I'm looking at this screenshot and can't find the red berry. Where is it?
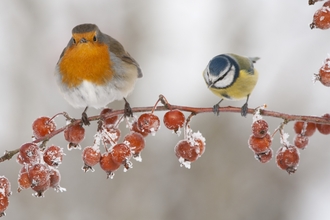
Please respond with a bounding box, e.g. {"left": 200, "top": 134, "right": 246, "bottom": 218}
{"left": 316, "top": 113, "right": 330, "bottom": 134}
{"left": 0, "top": 193, "right": 9, "bottom": 216}
{"left": 315, "top": 58, "right": 330, "bottom": 87}
{"left": 248, "top": 133, "right": 272, "bottom": 154}
{"left": 175, "top": 140, "right": 199, "bottom": 162}
{"left": 293, "top": 121, "right": 316, "bottom": 137}
{"left": 276, "top": 145, "right": 300, "bottom": 174}
{"left": 100, "top": 152, "right": 121, "bottom": 178}
{"left": 137, "top": 113, "right": 160, "bottom": 135}
{"left": 163, "top": 110, "right": 185, "bottom": 132}
{"left": 28, "top": 163, "right": 50, "bottom": 187}
{"left": 82, "top": 146, "right": 101, "bottom": 172}
{"left": 123, "top": 132, "right": 145, "bottom": 156}
{"left": 32, "top": 116, "right": 56, "bottom": 139}
{"left": 111, "top": 143, "right": 132, "bottom": 165}
{"left": 49, "top": 168, "right": 65, "bottom": 192}
{"left": 131, "top": 121, "right": 149, "bottom": 137}
{"left": 31, "top": 178, "right": 50, "bottom": 198}
{"left": 43, "top": 145, "right": 64, "bottom": 167}
{"left": 64, "top": 124, "right": 85, "bottom": 149}
{"left": 18, "top": 166, "right": 32, "bottom": 192}
{"left": 0, "top": 176, "right": 11, "bottom": 197}
{"left": 100, "top": 108, "right": 119, "bottom": 127}
{"left": 310, "top": 6, "right": 330, "bottom": 29}
{"left": 251, "top": 119, "right": 269, "bottom": 138}
{"left": 18, "top": 143, "right": 41, "bottom": 164}
{"left": 255, "top": 149, "right": 273, "bottom": 163}
{"left": 294, "top": 134, "right": 309, "bottom": 149}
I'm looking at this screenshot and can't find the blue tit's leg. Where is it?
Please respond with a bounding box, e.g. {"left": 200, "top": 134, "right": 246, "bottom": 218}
{"left": 241, "top": 95, "right": 250, "bottom": 117}
{"left": 81, "top": 106, "right": 90, "bottom": 126}
{"left": 124, "top": 98, "right": 133, "bottom": 117}
{"left": 213, "top": 99, "right": 224, "bottom": 116}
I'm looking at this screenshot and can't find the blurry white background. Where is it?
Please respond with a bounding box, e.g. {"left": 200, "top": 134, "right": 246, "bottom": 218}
{"left": 1, "top": 0, "right": 330, "bottom": 219}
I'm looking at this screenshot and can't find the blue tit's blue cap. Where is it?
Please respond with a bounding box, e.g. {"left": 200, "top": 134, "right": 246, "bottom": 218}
{"left": 208, "top": 55, "right": 231, "bottom": 76}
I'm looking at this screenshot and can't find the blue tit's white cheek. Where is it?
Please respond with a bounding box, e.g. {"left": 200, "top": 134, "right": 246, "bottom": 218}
{"left": 213, "top": 69, "right": 235, "bottom": 88}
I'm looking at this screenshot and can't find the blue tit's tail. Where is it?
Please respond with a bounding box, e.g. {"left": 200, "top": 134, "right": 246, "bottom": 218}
{"left": 249, "top": 57, "right": 260, "bottom": 63}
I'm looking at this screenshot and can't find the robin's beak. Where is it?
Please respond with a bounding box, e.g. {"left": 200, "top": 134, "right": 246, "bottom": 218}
{"left": 79, "top": 38, "right": 87, "bottom": 43}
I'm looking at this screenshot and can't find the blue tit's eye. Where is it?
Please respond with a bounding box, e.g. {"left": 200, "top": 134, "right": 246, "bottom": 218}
{"left": 93, "top": 36, "right": 97, "bottom": 42}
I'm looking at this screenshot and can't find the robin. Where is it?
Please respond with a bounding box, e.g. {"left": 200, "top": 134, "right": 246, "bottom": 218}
{"left": 55, "top": 23, "right": 143, "bottom": 125}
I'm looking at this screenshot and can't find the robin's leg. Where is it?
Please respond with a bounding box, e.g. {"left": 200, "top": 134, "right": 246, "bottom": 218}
{"left": 81, "top": 106, "right": 90, "bottom": 126}
{"left": 124, "top": 98, "right": 133, "bottom": 117}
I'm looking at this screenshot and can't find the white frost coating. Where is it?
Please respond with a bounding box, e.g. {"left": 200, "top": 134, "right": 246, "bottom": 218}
{"left": 280, "top": 133, "right": 290, "bottom": 145}
{"left": 133, "top": 153, "right": 142, "bottom": 162}
{"left": 320, "top": 16, "right": 325, "bottom": 21}
{"left": 178, "top": 157, "right": 191, "bottom": 169}
{"left": 93, "top": 132, "right": 102, "bottom": 147}
{"left": 123, "top": 161, "right": 133, "bottom": 172}
{"left": 150, "top": 127, "right": 157, "bottom": 136}
{"left": 174, "top": 128, "right": 182, "bottom": 137}
{"left": 0, "top": 188, "right": 5, "bottom": 196}
{"left": 252, "top": 104, "right": 267, "bottom": 123}
{"left": 54, "top": 186, "right": 67, "bottom": 193}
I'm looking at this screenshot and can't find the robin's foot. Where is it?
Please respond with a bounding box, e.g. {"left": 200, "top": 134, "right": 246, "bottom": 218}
{"left": 124, "top": 98, "right": 133, "bottom": 117}
{"left": 81, "top": 107, "right": 90, "bottom": 126}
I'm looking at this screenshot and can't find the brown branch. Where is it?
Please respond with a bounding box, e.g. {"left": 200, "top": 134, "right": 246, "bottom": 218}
{"left": 1, "top": 102, "right": 330, "bottom": 163}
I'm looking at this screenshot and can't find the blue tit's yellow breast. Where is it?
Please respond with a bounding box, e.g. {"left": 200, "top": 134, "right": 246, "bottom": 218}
{"left": 209, "top": 69, "right": 258, "bottom": 100}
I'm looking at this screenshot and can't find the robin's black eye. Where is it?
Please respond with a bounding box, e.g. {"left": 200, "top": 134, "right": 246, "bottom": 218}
{"left": 72, "top": 38, "right": 76, "bottom": 44}
{"left": 93, "top": 36, "right": 97, "bottom": 42}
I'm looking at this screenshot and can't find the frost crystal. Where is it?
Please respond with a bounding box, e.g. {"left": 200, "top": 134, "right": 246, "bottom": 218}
{"left": 280, "top": 132, "right": 290, "bottom": 146}
{"left": 133, "top": 154, "right": 142, "bottom": 162}
{"left": 178, "top": 157, "right": 191, "bottom": 169}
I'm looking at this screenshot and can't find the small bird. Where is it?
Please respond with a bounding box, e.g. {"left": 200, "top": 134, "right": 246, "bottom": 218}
{"left": 203, "top": 53, "right": 259, "bottom": 117}
{"left": 55, "top": 23, "right": 142, "bottom": 125}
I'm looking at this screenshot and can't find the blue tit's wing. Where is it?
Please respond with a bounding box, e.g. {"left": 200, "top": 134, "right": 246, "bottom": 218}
{"left": 228, "top": 54, "right": 259, "bottom": 75}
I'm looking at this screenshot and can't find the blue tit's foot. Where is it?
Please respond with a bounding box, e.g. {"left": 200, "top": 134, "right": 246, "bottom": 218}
{"left": 241, "top": 103, "right": 248, "bottom": 117}
{"left": 213, "top": 103, "right": 220, "bottom": 116}
{"left": 81, "top": 107, "right": 90, "bottom": 126}
{"left": 124, "top": 98, "right": 133, "bottom": 117}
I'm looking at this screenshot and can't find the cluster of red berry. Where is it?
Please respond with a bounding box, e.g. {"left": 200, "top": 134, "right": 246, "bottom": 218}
{"left": 248, "top": 111, "right": 330, "bottom": 174}
{"left": 0, "top": 176, "right": 11, "bottom": 217}
{"left": 16, "top": 116, "right": 66, "bottom": 197}
{"left": 310, "top": 0, "right": 330, "bottom": 29}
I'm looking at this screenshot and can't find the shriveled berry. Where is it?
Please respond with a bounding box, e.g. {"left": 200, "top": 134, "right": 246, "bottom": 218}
{"left": 137, "top": 113, "right": 160, "bottom": 135}
{"left": 82, "top": 146, "right": 101, "bottom": 172}
{"left": 64, "top": 124, "right": 85, "bottom": 149}
{"left": 43, "top": 145, "right": 64, "bottom": 167}
{"left": 255, "top": 149, "right": 273, "bottom": 163}
{"left": 311, "top": 6, "right": 330, "bottom": 29}
{"left": 131, "top": 121, "right": 149, "bottom": 137}
{"left": 294, "top": 134, "right": 309, "bottom": 149}
{"left": 316, "top": 113, "right": 330, "bottom": 134}
{"left": 28, "top": 163, "right": 50, "bottom": 187}
{"left": 248, "top": 133, "right": 272, "bottom": 154}
{"left": 163, "top": 110, "right": 185, "bottom": 132}
{"left": 100, "top": 108, "right": 119, "bottom": 127}
{"left": 111, "top": 143, "right": 132, "bottom": 165}
{"left": 276, "top": 145, "right": 300, "bottom": 174}
{"left": 251, "top": 119, "right": 269, "bottom": 138}
{"left": 0, "top": 193, "right": 9, "bottom": 216}
{"left": 293, "top": 121, "right": 316, "bottom": 137}
{"left": 18, "top": 166, "right": 32, "bottom": 192}
{"left": 124, "top": 132, "right": 145, "bottom": 156}
{"left": 100, "top": 152, "right": 121, "bottom": 178}
{"left": 19, "top": 143, "right": 41, "bottom": 164}
{"left": 0, "top": 176, "right": 11, "bottom": 197}
{"left": 32, "top": 116, "right": 56, "bottom": 139}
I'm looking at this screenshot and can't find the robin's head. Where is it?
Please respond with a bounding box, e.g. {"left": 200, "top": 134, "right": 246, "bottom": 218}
{"left": 69, "top": 23, "right": 106, "bottom": 46}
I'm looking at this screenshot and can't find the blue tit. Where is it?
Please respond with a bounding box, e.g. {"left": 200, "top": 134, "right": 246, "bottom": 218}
{"left": 203, "top": 53, "right": 259, "bottom": 117}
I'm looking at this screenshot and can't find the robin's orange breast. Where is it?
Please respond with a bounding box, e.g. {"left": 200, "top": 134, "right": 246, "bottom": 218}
{"left": 59, "top": 42, "right": 113, "bottom": 88}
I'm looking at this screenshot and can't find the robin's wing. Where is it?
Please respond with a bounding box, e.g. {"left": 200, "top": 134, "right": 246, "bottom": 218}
{"left": 106, "top": 35, "right": 143, "bottom": 78}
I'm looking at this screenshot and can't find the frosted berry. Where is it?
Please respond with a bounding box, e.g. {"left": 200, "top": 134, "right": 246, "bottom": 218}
{"left": 315, "top": 58, "right": 330, "bottom": 87}
{"left": 294, "top": 134, "right": 309, "bottom": 149}
{"left": 64, "top": 123, "right": 85, "bottom": 149}
{"left": 18, "top": 143, "right": 41, "bottom": 164}
{"left": 0, "top": 176, "right": 11, "bottom": 197}
{"left": 131, "top": 121, "right": 149, "bottom": 137}
{"left": 248, "top": 133, "right": 272, "bottom": 154}
{"left": 100, "top": 108, "right": 119, "bottom": 127}
{"left": 137, "top": 113, "right": 160, "bottom": 135}
{"left": 163, "top": 110, "right": 185, "bottom": 132}
{"left": 28, "top": 163, "right": 50, "bottom": 187}
{"left": 0, "top": 193, "right": 8, "bottom": 217}
{"left": 100, "top": 152, "right": 121, "bottom": 178}
{"left": 111, "top": 143, "right": 132, "bottom": 165}
{"left": 31, "top": 178, "right": 50, "bottom": 198}
{"left": 255, "top": 149, "right": 273, "bottom": 163}
{"left": 32, "top": 116, "right": 56, "bottom": 139}
{"left": 293, "top": 121, "right": 316, "bottom": 137}
{"left": 316, "top": 113, "right": 330, "bottom": 134}
{"left": 82, "top": 146, "right": 101, "bottom": 172}
{"left": 49, "top": 168, "right": 66, "bottom": 192}
{"left": 175, "top": 140, "right": 199, "bottom": 162}
{"left": 18, "top": 166, "right": 32, "bottom": 192}
{"left": 43, "top": 145, "right": 64, "bottom": 167}
{"left": 276, "top": 145, "right": 300, "bottom": 174}
{"left": 251, "top": 119, "right": 269, "bottom": 138}
{"left": 124, "top": 132, "right": 145, "bottom": 156}
{"left": 310, "top": 6, "right": 330, "bottom": 29}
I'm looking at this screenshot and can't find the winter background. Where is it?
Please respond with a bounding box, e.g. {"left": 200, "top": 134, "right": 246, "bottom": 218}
{"left": 1, "top": 0, "right": 330, "bottom": 219}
